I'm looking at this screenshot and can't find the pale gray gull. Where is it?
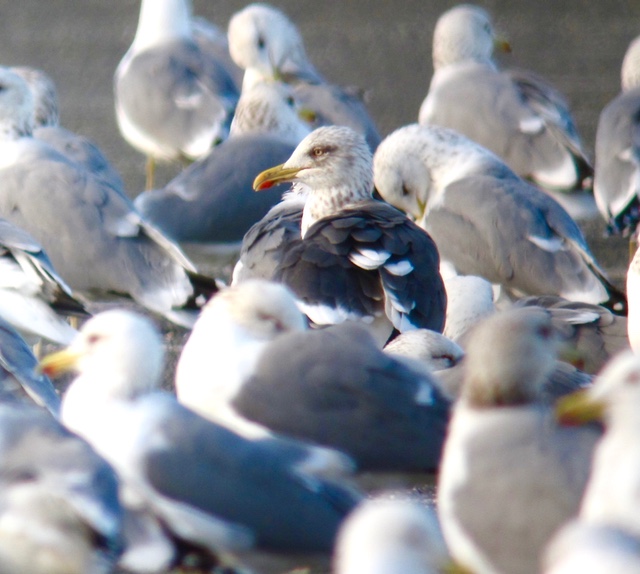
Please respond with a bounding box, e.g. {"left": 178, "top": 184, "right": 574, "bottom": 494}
{"left": 253, "top": 126, "right": 447, "bottom": 344}
{"left": 0, "top": 67, "right": 218, "bottom": 328}
{"left": 543, "top": 520, "right": 640, "bottom": 574}
{"left": 176, "top": 280, "right": 451, "bottom": 476}
{"left": 373, "top": 124, "right": 626, "bottom": 313}
{"left": 228, "top": 3, "right": 381, "bottom": 151}
{"left": 40, "top": 309, "right": 362, "bottom": 573}
{"left": 437, "top": 307, "right": 600, "bottom": 574}
{"left": 10, "top": 66, "right": 127, "bottom": 192}
{"left": 333, "top": 495, "right": 452, "bottom": 574}
{"left": 0, "top": 402, "right": 122, "bottom": 574}
{"left": 134, "top": 80, "right": 312, "bottom": 247}
{"left": 556, "top": 351, "right": 640, "bottom": 538}
{"left": 115, "top": 0, "right": 239, "bottom": 189}
{"left": 594, "top": 35, "right": 640, "bottom": 235}
{"left": 419, "top": 4, "right": 593, "bottom": 212}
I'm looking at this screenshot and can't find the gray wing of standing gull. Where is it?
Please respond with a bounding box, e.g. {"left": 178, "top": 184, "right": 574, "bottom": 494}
{"left": 135, "top": 135, "right": 295, "bottom": 244}
{"left": 115, "top": 39, "right": 238, "bottom": 160}
{"left": 594, "top": 87, "right": 640, "bottom": 234}
{"left": 0, "top": 141, "right": 216, "bottom": 327}
{"left": 232, "top": 323, "right": 451, "bottom": 472}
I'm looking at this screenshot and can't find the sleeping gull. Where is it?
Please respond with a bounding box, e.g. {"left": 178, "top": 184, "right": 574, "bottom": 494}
{"left": 419, "top": 4, "right": 593, "bottom": 209}
{"left": 333, "top": 495, "right": 451, "bottom": 574}
{"left": 134, "top": 80, "right": 312, "bottom": 248}
{"left": 228, "top": 2, "right": 381, "bottom": 151}
{"left": 176, "top": 280, "right": 451, "bottom": 477}
{"left": 115, "top": 0, "right": 239, "bottom": 189}
{"left": 0, "top": 67, "right": 218, "bottom": 328}
{"left": 253, "top": 125, "right": 447, "bottom": 344}
{"left": 594, "top": 35, "right": 640, "bottom": 236}
{"left": 373, "top": 124, "right": 626, "bottom": 312}
{"left": 0, "top": 402, "right": 122, "bottom": 574}
{"left": 40, "top": 309, "right": 362, "bottom": 573}
{"left": 437, "top": 307, "right": 600, "bottom": 574}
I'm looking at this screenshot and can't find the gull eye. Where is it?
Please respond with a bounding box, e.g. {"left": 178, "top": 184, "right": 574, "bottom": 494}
{"left": 401, "top": 184, "right": 411, "bottom": 197}
{"left": 86, "top": 333, "right": 102, "bottom": 345}
{"left": 536, "top": 325, "right": 553, "bottom": 340}
{"left": 257, "top": 35, "right": 266, "bottom": 50}
{"left": 312, "top": 146, "right": 325, "bottom": 157}
{"left": 286, "top": 96, "right": 295, "bottom": 107}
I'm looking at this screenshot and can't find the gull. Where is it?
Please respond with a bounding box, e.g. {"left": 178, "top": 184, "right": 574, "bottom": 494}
{"left": 134, "top": 80, "right": 312, "bottom": 248}
{"left": 594, "top": 35, "right": 640, "bottom": 236}
{"left": 40, "top": 309, "right": 362, "bottom": 573}
{"left": 373, "top": 123, "right": 626, "bottom": 313}
{"left": 543, "top": 520, "right": 640, "bottom": 574}
{"left": 0, "top": 67, "right": 218, "bottom": 329}
{"left": 115, "top": 0, "right": 239, "bottom": 189}
{"left": 11, "top": 66, "right": 126, "bottom": 191}
{"left": 253, "top": 125, "right": 447, "bottom": 344}
{"left": 0, "top": 216, "right": 87, "bottom": 346}
{"left": 0, "top": 402, "right": 122, "bottom": 574}
{"left": 228, "top": 2, "right": 381, "bottom": 151}
{"left": 176, "top": 280, "right": 451, "bottom": 477}
{"left": 556, "top": 351, "right": 640, "bottom": 537}
{"left": 437, "top": 307, "right": 600, "bottom": 574}
{"left": 419, "top": 4, "right": 593, "bottom": 210}
{"left": 333, "top": 495, "right": 452, "bottom": 574}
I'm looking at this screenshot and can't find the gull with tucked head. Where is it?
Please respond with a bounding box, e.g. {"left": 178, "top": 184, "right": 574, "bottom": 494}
{"left": 373, "top": 123, "right": 626, "bottom": 312}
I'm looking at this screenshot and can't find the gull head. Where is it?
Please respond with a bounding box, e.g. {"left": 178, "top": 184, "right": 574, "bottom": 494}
{"left": 39, "top": 310, "right": 164, "bottom": 400}
{"left": 254, "top": 126, "right": 374, "bottom": 234}
{"left": 228, "top": 3, "right": 312, "bottom": 87}
{"left": 462, "top": 307, "right": 562, "bottom": 407}
{"left": 432, "top": 4, "right": 509, "bottom": 69}
{"left": 0, "top": 67, "right": 35, "bottom": 139}
{"left": 10, "top": 66, "right": 59, "bottom": 128}
{"left": 201, "top": 279, "right": 307, "bottom": 341}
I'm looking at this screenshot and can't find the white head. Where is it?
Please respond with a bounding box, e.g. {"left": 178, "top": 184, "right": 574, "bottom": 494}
{"left": 132, "top": 0, "right": 192, "bottom": 52}
{"left": 621, "top": 35, "right": 640, "bottom": 92}
{"left": 40, "top": 310, "right": 164, "bottom": 401}
{"left": 228, "top": 3, "right": 315, "bottom": 88}
{"left": 432, "top": 4, "right": 501, "bottom": 69}
{"left": 229, "top": 81, "right": 312, "bottom": 143}
{"left": 334, "top": 496, "right": 450, "bottom": 574}
{"left": 200, "top": 279, "right": 307, "bottom": 340}
{"left": 0, "top": 67, "right": 35, "bottom": 139}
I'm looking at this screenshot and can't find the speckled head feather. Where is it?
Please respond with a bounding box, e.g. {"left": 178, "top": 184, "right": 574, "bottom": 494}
{"left": 229, "top": 81, "right": 311, "bottom": 143}
{"left": 0, "top": 67, "right": 35, "bottom": 139}
{"left": 10, "top": 67, "right": 59, "bottom": 128}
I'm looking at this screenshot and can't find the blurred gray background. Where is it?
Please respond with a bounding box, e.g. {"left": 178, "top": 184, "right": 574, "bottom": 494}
{"left": 0, "top": 0, "right": 638, "bottom": 281}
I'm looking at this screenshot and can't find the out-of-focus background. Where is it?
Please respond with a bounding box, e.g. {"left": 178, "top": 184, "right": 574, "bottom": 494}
{"left": 0, "top": 0, "right": 638, "bottom": 282}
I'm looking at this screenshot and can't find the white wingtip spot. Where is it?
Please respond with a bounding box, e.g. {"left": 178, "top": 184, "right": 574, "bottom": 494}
{"left": 384, "top": 259, "right": 414, "bottom": 276}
